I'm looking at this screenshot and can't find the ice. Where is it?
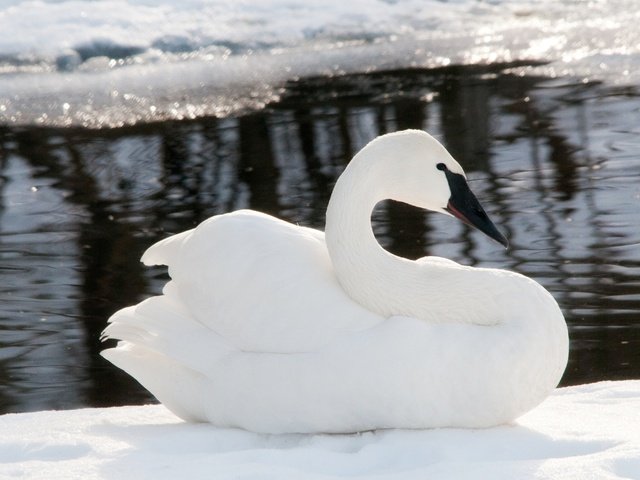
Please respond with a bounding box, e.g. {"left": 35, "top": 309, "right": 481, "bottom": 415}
{"left": 1, "top": 381, "right": 639, "bottom": 479}
{"left": 0, "top": 0, "right": 638, "bottom": 126}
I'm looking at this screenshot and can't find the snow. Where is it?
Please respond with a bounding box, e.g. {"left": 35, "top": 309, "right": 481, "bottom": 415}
{"left": 1, "top": 381, "right": 639, "bottom": 479}
{"left": 1, "top": 0, "right": 637, "bottom": 78}
{"left": 1, "top": 0, "right": 639, "bottom": 126}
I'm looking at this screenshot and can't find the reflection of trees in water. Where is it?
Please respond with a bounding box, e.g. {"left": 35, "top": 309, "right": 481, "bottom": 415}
{"left": 238, "top": 114, "right": 281, "bottom": 216}
{"left": 0, "top": 65, "right": 636, "bottom": 411}
{"left": 0, "top": 129, "right": 12, "bottom": 412}
{"left": 2, "top": 127, "right": 154, "bottom": 408}
{"left": 499, "top": 81, "right": 640, "bottom": 383}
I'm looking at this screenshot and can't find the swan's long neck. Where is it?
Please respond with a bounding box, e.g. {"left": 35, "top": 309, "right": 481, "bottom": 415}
{"left": 324, "top": 132, "right": 558, "bottom": 328}
{"left": 325, "top": 154, "right": 436, "bottom": 321}
{"left": 325, "top": 152, "right": 505, "bottom": 326}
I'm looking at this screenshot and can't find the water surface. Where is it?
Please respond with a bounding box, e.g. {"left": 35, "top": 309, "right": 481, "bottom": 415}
{"left": 1, "top": 64, "right": 639, "bottom": 413}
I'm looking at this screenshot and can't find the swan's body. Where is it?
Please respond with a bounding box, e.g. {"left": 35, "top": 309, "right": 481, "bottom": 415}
{"left": 103, "top": 130, "right": 568, "bottom": 433}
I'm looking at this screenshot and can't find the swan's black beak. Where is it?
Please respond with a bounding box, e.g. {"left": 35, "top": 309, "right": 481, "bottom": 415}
{"left": 442, "top": 168, "right": 509, "bottom": 248}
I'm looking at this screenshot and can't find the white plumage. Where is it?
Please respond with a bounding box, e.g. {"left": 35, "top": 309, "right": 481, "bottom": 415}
{"left": 102, "top": 130, "right": 568, "bottom": 433}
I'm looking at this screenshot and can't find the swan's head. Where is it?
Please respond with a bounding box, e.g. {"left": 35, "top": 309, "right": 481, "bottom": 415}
{"left": 366, "top": 130, "right": 508, "bottom": 248}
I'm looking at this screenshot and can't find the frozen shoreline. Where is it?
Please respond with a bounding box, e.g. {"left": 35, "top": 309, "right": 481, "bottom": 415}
{"left": 1, "top": 381, "right": 639, "bottom": 479}
{"left": 1, "top": 0, "right": 638, "bottom": 127}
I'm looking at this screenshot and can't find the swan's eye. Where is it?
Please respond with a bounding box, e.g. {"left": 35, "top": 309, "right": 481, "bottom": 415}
{"left": 436, "top": 163, "right": 447, "bottom": 171}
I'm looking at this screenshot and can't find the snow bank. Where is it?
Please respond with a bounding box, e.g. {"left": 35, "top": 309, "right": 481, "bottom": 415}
{"left": 1, "top": 381, "right": 639, "bottom": 479}
{"left": 2, "top": 0, "right": 638, "bottom": 79}
{"left": 1, "top": 0, "right": 638, "bottom": 127}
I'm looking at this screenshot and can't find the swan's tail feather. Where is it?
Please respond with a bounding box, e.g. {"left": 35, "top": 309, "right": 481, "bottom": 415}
{"left": 102, "top": 283, "right": 233, "bottom": 420}
{"left": 102, "top": 300, "right": 178, "bottom": 355}
{"left": 104, "top": 290, "right": 232, "bottom": 361}
{"left": 101, "top": 345, "right": 208, "bottom": 422}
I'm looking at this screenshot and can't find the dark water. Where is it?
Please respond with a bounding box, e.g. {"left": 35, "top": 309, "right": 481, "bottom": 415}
{"left": 1, "top": 63, "right": 639, "bottom": 414}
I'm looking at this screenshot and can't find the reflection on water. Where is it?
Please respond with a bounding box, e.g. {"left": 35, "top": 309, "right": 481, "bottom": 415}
{"left": 1, "top": 64, "right": 639, "bottom": 413}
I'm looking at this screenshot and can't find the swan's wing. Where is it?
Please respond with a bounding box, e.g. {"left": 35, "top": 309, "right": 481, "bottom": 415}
{"left": 102, "top": 210, "right": 380, "bottom": 417}
{"left": 135, "top": 210, "right": 380, "bottom": 353}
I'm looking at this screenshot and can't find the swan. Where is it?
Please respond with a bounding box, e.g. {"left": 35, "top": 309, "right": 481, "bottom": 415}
{"left": 102, "top": 129, "right": 569, "bottom": 434}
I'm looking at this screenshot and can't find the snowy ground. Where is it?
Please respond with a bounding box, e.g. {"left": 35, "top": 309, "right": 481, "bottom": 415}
{"left": 1, "top": 381, "right": 639, "bottom": 479}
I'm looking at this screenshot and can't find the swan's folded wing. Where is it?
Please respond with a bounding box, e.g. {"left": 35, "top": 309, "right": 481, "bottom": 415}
{"left": 135, "top": 210, "right": 381, "bottom": 353}
{"left": 141, "top": 228, "right": 193, "bottom": 267}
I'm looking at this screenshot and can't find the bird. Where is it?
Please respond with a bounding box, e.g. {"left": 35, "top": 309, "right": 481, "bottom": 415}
{"left": 102, "top": 129, "right": 569, "bottom": 434}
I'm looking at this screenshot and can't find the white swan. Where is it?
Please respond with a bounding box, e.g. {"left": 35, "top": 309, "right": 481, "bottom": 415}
{"left": 102, "top": 129, "right": 568, "bottom": 434}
